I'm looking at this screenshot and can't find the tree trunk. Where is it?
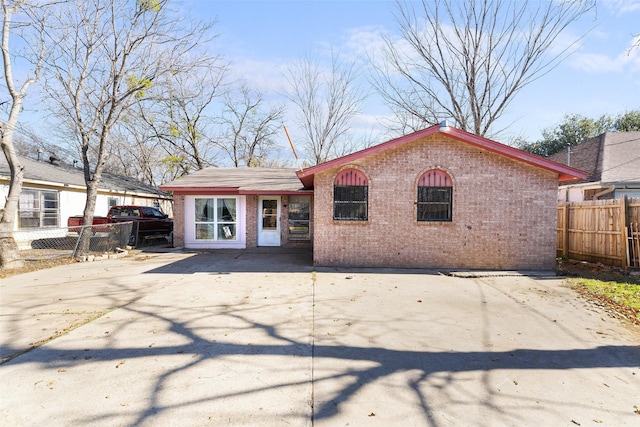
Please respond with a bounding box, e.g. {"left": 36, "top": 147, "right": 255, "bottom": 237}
{"left": 0, "top": 234, "right": 23, "bottom": 270}
{"left": 75, "top": 180, "right": 99, "bottom": 257}
{"left": 0, "top": 121, "right": 26, "bottom": 270}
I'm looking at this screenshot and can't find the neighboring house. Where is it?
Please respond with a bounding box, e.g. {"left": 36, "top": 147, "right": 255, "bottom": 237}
{"left": 161, "top": 124, "right": 586, "bottom": 270}
{"left": 0, "top": 154, "right": 172, "bottom": 246}
{"left": 548, "top": 132, "right": 640, "bottom": 202}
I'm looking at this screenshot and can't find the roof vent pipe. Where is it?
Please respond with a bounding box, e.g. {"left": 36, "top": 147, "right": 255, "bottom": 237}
{"left": 439, "top": 120, "right": 449, "bottom": 131}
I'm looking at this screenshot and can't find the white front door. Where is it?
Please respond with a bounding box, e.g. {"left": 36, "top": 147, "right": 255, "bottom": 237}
{"left": 257, "top": 196, "right": 281, "bottom": 246}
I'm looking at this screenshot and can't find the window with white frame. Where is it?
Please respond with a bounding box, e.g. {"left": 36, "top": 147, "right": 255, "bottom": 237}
{"left": 194, "top": 197, "right": 237, "bottom": 240}
{"left": 19, "top": 188, "right": 59, "bottom": 228}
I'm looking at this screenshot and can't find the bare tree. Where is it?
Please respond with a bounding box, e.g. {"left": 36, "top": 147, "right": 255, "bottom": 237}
{"left": 138, "top": 65, "right": 227, "bottom": 176}
{"left": 13, "top": 129, "right": 67, "bottom": 160}
{"left": 630, "top": 33, "right": 640, "bottom": 54}
{"left": 0, "top": 0, "right": 48, "bottom": 269}
{"left": 285, "top": 52, "right": 366, "bottom": 165}
{"left": 215, "top": 83, "right": 285, "bottom": 167}
{"left": 372, "top": 0, "right": 594, "bottom": 136}
{"left": 104, "top": 116, "right": 162, "bottom": 185}
{"left": 43, "top": 0, "right": 216, "bottom": 254}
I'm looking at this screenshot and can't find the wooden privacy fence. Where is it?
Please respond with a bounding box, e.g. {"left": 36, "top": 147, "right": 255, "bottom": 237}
{"left": 557, "top": 196, "right": 640, "bottom": 268}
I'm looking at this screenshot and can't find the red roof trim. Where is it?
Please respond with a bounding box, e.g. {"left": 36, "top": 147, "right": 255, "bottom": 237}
{"left": 296, "top": 125, "right": 588, "bottom": 187}
{"left": 442, "top": 127, "right": 588, "bottom": 183}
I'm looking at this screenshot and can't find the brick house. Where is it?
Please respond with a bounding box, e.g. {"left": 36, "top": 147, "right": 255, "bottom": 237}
{"left": 548, "top": 131, "right": 640, "bottom": 202}
{"left": 161, "top": 124, "right": 586, "bottom": 270}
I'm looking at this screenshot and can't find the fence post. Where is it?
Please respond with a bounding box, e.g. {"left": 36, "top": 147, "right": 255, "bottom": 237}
{"left": 562, "top": 202, "right": 569, "bottom": 259}
{"left": 620, "top": 195, "right": 628, "bottom": 269}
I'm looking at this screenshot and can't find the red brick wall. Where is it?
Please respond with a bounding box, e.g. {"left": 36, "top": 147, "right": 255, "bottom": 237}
{"left": 173, "top": 194, "right": 185, "bottom": 247}
{"left": 313, "top": 134, "right": 558, "bottom": 270}
{"left": 246, "top": 195, "right": 258, "bottom": 247}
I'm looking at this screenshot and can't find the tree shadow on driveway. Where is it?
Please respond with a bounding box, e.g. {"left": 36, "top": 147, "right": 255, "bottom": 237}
{"left": 2, "top": 251, "right": 639, "bottom": 426}
{"left": 1, "top": 293, "right": 639, "bottom": 426}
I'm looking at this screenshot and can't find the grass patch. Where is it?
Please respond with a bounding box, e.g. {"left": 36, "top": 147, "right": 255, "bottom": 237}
{"left": 568, "top": 277, "right": 640, "bottom": 325}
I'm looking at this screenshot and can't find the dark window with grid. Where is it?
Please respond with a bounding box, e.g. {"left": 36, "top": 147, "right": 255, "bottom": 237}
{"left": 417, "top": 169, "right": 452, "bottom": 222}
{"left": 333, "top": 168, "right": 369, "bottom": 221}
{"left": 417, "top": 187, "right": 452, "bottom": 221}
{"left": 334, "top": 186, "right": 368, "bottom": 220}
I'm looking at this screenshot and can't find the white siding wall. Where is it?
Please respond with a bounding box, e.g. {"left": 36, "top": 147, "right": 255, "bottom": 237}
{"left": 1, "top": 182, "right": 171, "bottom": 231}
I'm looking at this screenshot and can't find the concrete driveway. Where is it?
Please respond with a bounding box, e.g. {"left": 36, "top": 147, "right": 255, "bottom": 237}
{"left": 1, "top": 249, "right": 638, "bottom": 426}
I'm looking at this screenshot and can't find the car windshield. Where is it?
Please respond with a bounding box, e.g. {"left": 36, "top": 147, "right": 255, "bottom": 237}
{"left": 142, "top": 207, "right": 165, "bottom": 218}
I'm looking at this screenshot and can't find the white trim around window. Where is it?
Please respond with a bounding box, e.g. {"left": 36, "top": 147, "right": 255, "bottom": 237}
{"left": 19, "top": 188, "right": 60, "bottom": 228}
{"left": 184, "top": 195, "right": 246, "bottom": 249}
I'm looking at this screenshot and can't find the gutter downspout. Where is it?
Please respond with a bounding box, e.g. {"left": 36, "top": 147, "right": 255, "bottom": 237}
{"left": 591, "top": 184, "right": 615, "bottom": 200}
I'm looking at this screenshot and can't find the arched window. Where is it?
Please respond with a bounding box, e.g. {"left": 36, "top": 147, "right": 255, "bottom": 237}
{"left": 333, "top": 168, "right": 368, "bottom": 221}
{"left": 417, "top": 169, "right": 452, "bottom": 222}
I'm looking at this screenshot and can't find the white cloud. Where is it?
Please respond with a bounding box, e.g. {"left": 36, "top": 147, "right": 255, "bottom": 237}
{"left": 227, "top": 57, "right": 290, "bottom": 94}
{"left": 601, "top": 0, "right": 640, "bottom": 14}
{"left": 344, "top": 26, "right": 387, "bottom": 58}
{"left": 570, "top": 34, "right": 640, "bottom": 72}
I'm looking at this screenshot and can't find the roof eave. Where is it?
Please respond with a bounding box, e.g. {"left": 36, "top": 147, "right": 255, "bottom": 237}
{"left": 239, "top": 189, "right": 314, "bottom": 195}
{"left": 2, "top": 176, "right": 171, "bottom": 197}
{"left": 443, "top": 127, "right": 588, "bottom": 181}
{"left": 159, "top": 186, "right": 313, "bottom": 196}
{"left": 160, "top": 186, "right": 240, "bottom": 194}
{"left": 295, "top": 125, "right": 589, "bottom": 186}
{"left": 296, "top": 126, "right": 441, "bottom": 188}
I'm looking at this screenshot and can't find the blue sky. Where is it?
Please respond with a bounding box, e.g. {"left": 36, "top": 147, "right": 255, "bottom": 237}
{"left": 178, "top": 0, "right": 640, "bottom": 144}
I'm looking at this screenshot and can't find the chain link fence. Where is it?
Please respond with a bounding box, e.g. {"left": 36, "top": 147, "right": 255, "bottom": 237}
{"left": 14, "top": 222, "right": 135, "bottom": 261}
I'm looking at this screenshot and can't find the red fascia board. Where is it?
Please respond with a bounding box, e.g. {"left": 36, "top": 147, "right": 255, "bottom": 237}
{"left": 442, "top": 127, "right": 588, "bottom": 182}
{"left": 296, "top": 126, "right": 441, "bottom": 188}
{"left": 296, "top": 125, "right": 588, "bottom": 187}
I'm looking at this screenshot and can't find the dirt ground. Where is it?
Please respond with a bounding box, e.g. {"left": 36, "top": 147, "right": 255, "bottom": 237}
{"left": 556, "top": 258, "right": 640, "bottom": 280}
{"left": 0, "top": 252, "right": 77, "bottom": 279}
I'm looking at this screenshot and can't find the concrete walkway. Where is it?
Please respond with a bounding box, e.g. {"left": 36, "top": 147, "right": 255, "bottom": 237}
{"left": 1, "top": 249, "right": 639, "bottom": 426}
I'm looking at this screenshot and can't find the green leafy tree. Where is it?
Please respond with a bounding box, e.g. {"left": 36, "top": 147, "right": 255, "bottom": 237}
{"left": 519, "top": 110, "right": 640, "bottom": 157}
{"left": 614, "top": 110, "right": 640, "bottom": 132}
